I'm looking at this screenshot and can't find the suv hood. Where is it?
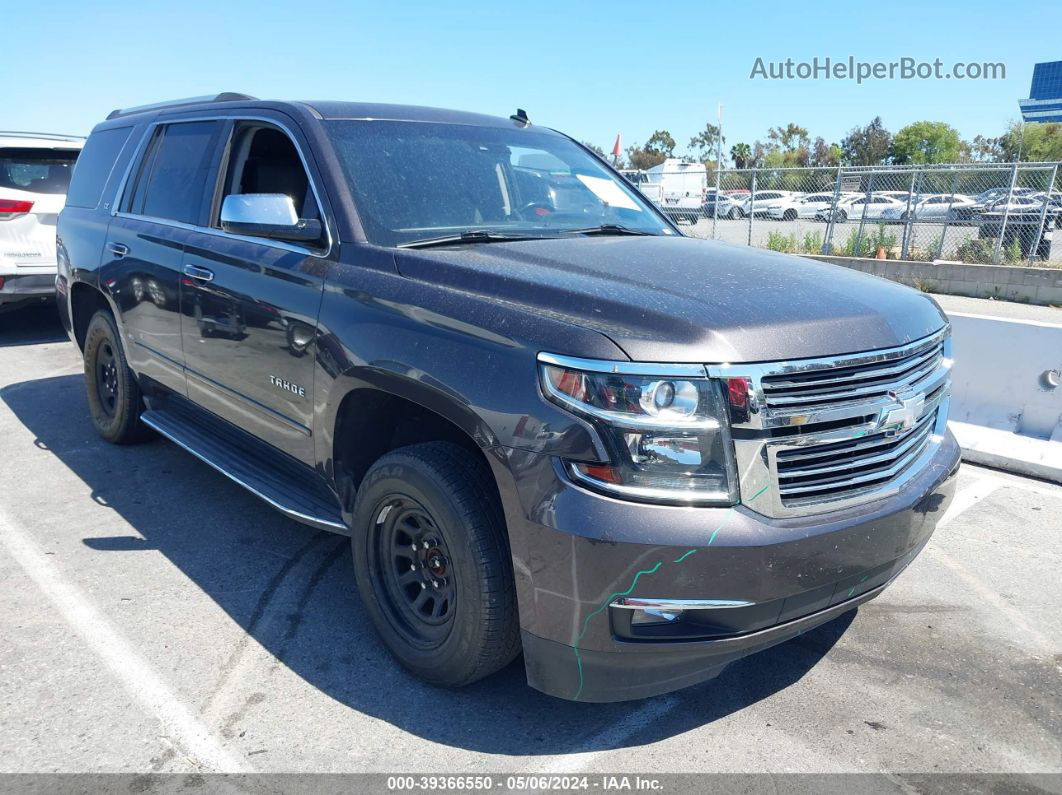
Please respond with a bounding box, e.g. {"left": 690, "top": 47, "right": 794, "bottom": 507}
{"left": 394, "top": 235, "right": 947, "bottom": 363}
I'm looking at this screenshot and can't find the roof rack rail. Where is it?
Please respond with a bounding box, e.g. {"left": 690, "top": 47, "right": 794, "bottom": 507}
{"left": 0, "top": 131, "right": 86, "bottom": 141}
{"left": 106, "top": 92, "right": 259, "bottom": 120}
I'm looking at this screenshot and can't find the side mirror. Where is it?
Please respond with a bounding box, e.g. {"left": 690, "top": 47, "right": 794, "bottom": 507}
{"left": 220, "top": 194, "right": 322, "bottom": 244}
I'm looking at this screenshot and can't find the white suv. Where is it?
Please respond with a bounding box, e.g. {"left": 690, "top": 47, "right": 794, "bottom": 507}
{"left": 1, "top": 132, "right": 84, "bottom": 311}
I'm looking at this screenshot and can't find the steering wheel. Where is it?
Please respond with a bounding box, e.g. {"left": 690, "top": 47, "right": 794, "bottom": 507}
{"left": 518, "top": 201, "right": 554, "bottom": 220}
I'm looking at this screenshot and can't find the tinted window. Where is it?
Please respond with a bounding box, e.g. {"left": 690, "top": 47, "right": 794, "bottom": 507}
{"left": 65, "top": 127, "right": 131, "bottom": 208}
{"left": 126, "top": 121, "right": 220, "bottom": 224}
{"left": 0, "top": 147, "right": 79, "bottom": 195}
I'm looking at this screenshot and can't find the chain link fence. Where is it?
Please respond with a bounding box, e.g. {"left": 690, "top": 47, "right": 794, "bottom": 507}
{"left": 634, "top": 162, "right": 1062, "bottom": 265}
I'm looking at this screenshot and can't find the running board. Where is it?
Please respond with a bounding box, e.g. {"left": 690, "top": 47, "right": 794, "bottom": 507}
{"left": 140, "top": 407, "right": 348, "bottom": 534}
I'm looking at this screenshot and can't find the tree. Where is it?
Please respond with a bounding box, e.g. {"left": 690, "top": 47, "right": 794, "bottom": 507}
{"left": 998, "top": 121, "right": 1062, "bottom": 162}
{"left": 810, "top": 137, "right": 842, "bottom": 167}
{"left": 890, "top": 121, "right": 963, "bottom": 164}
{"left": 689, "top": 122, "right": 724, "bottom": 164}
{"left": 749, "top": 123, "right": 812, "bottom": 168}
{"left": 646, "top": 130, "right": 676, "bottom": 158}
{"left": 767, "top": 123, "right": 810, "bottom": 154}
{"left": 968, "top": 134, "right": 1004, "bottom": 162}
{"left": 581, "top": 141, "right": 606, "bottom": 157}
{"left": 625, "top": 130, "right": 677, "bottom": 170}
{"left": 841, "top": 117, "right": 892, "bottom": 165}
{"left": 730, "top": 142, "right": 752, "bottom": 169}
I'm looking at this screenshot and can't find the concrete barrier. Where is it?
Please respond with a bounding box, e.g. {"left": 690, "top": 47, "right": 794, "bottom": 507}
{"left": 947, "top": 311, "right": 1062, "bottom": 483}
{"left": 805, "top": 255, "right": 1062, "bottom": 307}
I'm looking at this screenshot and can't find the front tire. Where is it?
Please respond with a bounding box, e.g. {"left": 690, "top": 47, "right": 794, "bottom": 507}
{"left": 83, "top": 310, "right": 150, "bottom": 445}
{"left": 351, "top": 442, "right": 520, "bottom": 687}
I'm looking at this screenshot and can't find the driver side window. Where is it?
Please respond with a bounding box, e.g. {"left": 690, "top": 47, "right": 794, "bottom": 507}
{"left": 215, "top": 122, "right": 321, "bottom": 232}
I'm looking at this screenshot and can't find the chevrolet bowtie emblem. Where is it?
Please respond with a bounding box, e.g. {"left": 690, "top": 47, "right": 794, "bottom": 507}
{"left": 878, "top": 391, "right": 925, "bottom": 435}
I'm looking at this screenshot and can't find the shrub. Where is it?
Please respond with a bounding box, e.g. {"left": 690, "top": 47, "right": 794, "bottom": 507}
{"left": 802, "top": 230, "right": 823, "bottom": 254}
{"left": 841, "top": 229, "right": 876, "bottom": 258}
{"left": 870, "top": 224, "right": 897, "bottom": 255}
{"left": 767, "top": 231, "right": 799, "bottom": 253}
{"left": 955, "top": 238, "right": 995, "bottom": 264}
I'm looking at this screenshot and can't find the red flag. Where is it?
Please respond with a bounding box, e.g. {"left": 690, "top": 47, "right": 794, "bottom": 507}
{"left": 611, "top": 133, "right": 621, "bottom": 158}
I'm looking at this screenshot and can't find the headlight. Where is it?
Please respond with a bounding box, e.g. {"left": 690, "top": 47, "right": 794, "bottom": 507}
{"left": 539, "top": 355, "right": 737, "bottom": 505}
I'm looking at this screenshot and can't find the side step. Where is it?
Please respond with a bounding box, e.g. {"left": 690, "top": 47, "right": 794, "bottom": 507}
{"left": 141, "top": 406, "right": 348, "bottom": 534}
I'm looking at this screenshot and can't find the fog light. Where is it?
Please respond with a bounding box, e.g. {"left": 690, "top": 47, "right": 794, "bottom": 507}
{"left": 631, "top": 608, "right": 684, "bottom": 625}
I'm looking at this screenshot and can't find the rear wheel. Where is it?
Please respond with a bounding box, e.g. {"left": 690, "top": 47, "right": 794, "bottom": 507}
{"left": 351, "top": 442, "right": 519, "bottom": 687}
{"left": 783, "top": 209, "right": 797, "bottom": 221}
{"left": 729, "top": 207, "right": 742, "bottom": 220}
{"left": 83, "top": 310, "right": 150, "bottom": 444}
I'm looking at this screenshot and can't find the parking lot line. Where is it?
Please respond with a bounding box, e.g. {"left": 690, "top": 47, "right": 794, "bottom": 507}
{"left": 928, "top": 474, "right": 1057, "bottom": 657}
{"left": 936, "top": 476, "right": 1003, "bottom": 528}
{"left": 531, "top": 695, "right": 680, "bottom": 776}
{"left": 0, "top": 503, "right": 253, "bottom": 773}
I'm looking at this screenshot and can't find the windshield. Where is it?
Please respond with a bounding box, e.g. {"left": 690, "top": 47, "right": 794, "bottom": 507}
{"left": 325, "top": 121, "right": 671, "bottom": 246}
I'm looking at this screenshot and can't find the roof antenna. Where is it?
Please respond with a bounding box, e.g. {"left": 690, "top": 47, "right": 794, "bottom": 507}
{"left": 510, "top": 108, "right": 530, "bottom": 126}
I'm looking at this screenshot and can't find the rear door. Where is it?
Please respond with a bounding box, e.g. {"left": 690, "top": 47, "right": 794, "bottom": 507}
{"left": 179, "top": 116, "right": 334, "bottom": 464}
{"left": 104, "top": 120, "right": 223, "bottom": 394}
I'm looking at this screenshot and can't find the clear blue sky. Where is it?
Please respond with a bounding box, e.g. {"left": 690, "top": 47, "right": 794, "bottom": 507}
{"left": 4, "top": 0, "right": 1059, "bottom": 155}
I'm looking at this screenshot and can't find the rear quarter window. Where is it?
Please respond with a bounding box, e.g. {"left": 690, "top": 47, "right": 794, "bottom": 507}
{"left": 65, "top": 127, "right": 133, "bottom": 209}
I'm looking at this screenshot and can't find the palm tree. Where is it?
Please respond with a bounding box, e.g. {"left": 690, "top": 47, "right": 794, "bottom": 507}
{"left": 730, "top": 142, "right": 752, "bottom": 170}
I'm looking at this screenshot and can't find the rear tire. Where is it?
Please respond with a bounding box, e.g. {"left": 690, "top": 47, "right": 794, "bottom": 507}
{"left": 783, "top": 209, "right": 797, "bottom": 221}
{"left": 83, "top": 310, "right": 150, "bottom": 444}
{"left": 351, "top": 442, "right": 520, "bottom": 687}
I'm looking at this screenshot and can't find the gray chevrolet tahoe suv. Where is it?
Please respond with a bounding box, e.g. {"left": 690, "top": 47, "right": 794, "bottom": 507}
{"left": 56, "top": 93, "right": 960, "bottom": 702}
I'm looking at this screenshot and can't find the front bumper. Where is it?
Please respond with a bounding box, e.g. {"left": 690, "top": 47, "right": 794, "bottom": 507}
{"left": 496, "top": 430, "right": 960, "bottom": 702}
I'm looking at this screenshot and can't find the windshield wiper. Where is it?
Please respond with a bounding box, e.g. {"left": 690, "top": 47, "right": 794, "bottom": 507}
{"left": 560, "top": 224, "right": 655, "bottom": 237}
{"left": 398, "top": 230, "right": 551, "bottom": 249}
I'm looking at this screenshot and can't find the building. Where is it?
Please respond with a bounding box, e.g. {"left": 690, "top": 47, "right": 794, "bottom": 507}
{"left": 1019, "top": 61, "right": 1062, "bottom": 123}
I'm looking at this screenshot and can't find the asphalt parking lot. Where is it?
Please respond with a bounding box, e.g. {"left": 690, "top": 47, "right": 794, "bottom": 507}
{"left": 0, "top": 305, "right": 1060, "bottom": 781}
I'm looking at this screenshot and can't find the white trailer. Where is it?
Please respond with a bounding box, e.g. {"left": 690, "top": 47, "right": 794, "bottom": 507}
{"left": 645, "top": 159, "right": 707, "bottom": 224}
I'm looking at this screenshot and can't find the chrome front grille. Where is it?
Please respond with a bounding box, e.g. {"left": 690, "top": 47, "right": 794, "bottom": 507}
{"left": 775, "top": 406, "right": 937, "bottom": 507}
{"left": 759, "top": 335, "right": 944, "bottom": 412}
{"left": 708, "top": 328, "right": 952, "bottom": 518}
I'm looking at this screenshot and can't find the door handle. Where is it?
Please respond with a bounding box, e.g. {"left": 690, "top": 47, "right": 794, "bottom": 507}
{"left": 107, "top": 242, "right": 129, "bottom": 258}
{"left": 183, "top": 264, "right": 214, "bottom": 282}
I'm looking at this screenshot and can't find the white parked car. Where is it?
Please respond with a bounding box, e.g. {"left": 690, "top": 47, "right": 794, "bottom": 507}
{"left": 1, "top": 132, "right": 84, "bottom": 311}
{"left": 766, "top": 192, "right": 841, "bottom": 221}
{"left": 881, "top": 194, "right": 978, "bottom": 222}
{"left": 875, "top": 191, "right": 912, "bottom": 202}
{"left": 737, "top": 190, "right": 798, "bottom": 219}
{"left": 817, "top": 194, "right": 906, "bottom": 222}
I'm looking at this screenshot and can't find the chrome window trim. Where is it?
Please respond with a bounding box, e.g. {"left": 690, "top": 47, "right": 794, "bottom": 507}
{"left": 109, "top": 114, "right": 334, "bottom": 259}
{"left": 537, "top": 351, "right": 706, "bottom": 378}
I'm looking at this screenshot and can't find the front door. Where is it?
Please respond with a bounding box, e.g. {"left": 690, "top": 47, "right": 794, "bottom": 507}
{"left": 179, "top": 119, "right": 332, "bottom": 464}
